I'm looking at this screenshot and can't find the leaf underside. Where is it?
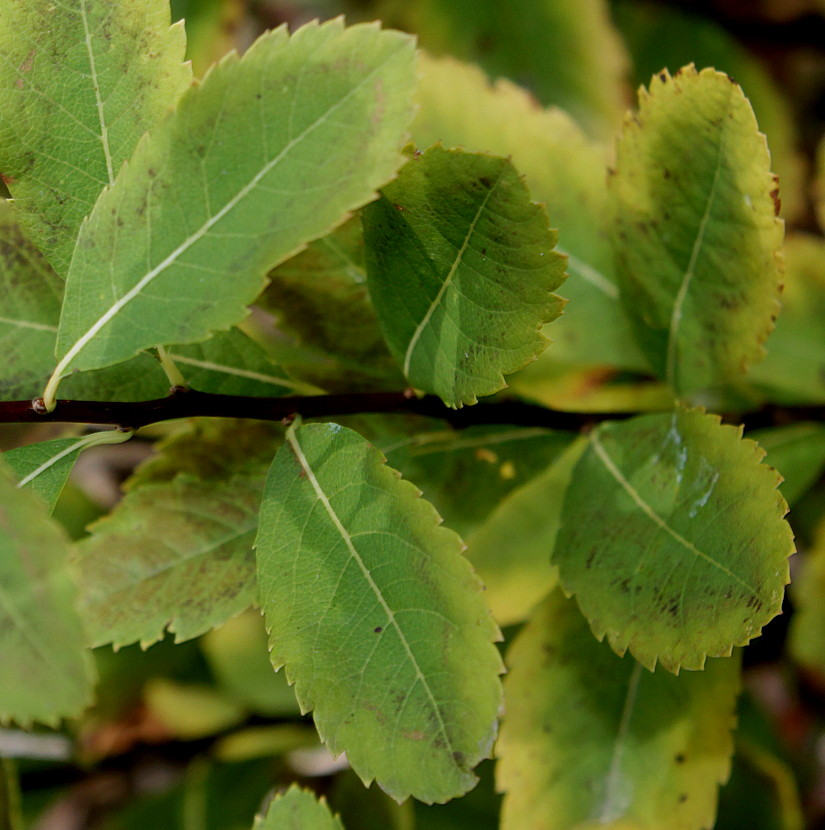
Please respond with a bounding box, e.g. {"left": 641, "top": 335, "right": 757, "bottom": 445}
{"left": 256, "top": 423, "right": 503, "bottom": 804}
{"left": 554, "top": 409, "right": 793, "bottom": 672}
{"left": 0, "top": 461, "right": 94, "bottom": 725}
{"left": 364, "top": 145, "right": 566, "bottom": 407}
{"left": 4, "top": 436, "right": 88, "bottom": 514}
{"left": 54, "top": 18, "right": 416, "bottom": 380}
{"left": 0, "top": 0, "right": 191, "bottom": 277}
{"left": 610, "top": 65, "right": 784, "bottom": 396}
{"left": 73, "top": 421, "right": 282, "bottom": 648}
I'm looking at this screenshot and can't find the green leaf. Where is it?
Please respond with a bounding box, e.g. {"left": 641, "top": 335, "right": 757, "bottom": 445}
{"left": 254, "top": 786, "right": 344, "bottom": 830}
{"left": 0, "top": 0, "right": 191, "bottom": 277}
{"left": 789, "top": 520, "right": 825, "bottom": 679}
{"left": 464, "top": 437, "right": 586, "bottom": 626}
{"left": 748, "top": 234, "right": 825, "bottom": 404}
{"left": 201, "top": 610, "right": 300, "bottom": 717}
{"left": 0, "top": 200, "right": 64, "bottom": 399}
{"left": 380, "top": 0, "right": 628, "bottom": 139}
{"left": 49, "top": 19, "right": 416, "bottom": 402}
{"left": 3, "top": 429, "right": 132, "bottom": 514}
{"left": 610, "top": 65, "right": 784, "bottom": 396}
{"left": 554, "top": 409, "right": 793, "bottom": 672}
{"left": 0, "top": 200, "right": 177, "bottom": 401}
{"left": 166, "top": 327, "right": 302, "bottom": 397}
{"left": 260, "top": 216, "right": 403, "bottom": 392}
{"left": 73, "top": 420, "right": 281, "bottom": 647}
{"left": 412, "top": 55, "right": 646, "bottom": 372}
{"left": 0, "top": 460, "right": 95, "bottom": 725}
{"left": 378, "top": 422, "right": 575, "bottom": 537}
{"left": 256, "top": 422, "right": 503, "bottom": 803}
{"left": 497, "top": 591, "right": 740, "bottom": 830}
{"left": 363, "top": 145, "right": 566, "bottom": 407}
{"left": 749, "top": 422, "right": 825, "bottom": 507}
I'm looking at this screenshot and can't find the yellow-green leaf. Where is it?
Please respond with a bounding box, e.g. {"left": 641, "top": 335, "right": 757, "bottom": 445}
{"left": 554, "top": 409, "right": 793, "bottom": 672}
{"left": 789, "top": 520, "right": 825, "bottom": 680}
{"left": 464, "top": 437, "right": 586, "bottom": 626}
{"left": 748, "top": 234, "right": 825, "bottom": 404}
{"left": 380, "top": 0, "right": 628, "bottom": 139}
{"left": 497, "top": 591, "right": 740, "bottom": 830}
{"left": 610, "top": 66, "right": 784, "bottom": 396}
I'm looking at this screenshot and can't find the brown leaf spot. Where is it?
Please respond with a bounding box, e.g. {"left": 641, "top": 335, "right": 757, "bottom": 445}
{"left": 770, "top": 187, "right": 781, "bottom": 217}
{"left": 18, "top": 49, "right": 36, "bottom": 74}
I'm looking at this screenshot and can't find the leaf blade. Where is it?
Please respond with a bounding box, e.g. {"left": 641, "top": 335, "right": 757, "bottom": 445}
{"left": 3, "top": 430, "right": 131, "bottom": 514}
{"left": 497, "top": 591, "right": 740, "bottom": 830}
{"left": 254, "top": 785, "right": 344, "bottom": 830}
{"left": 0, "top": 461, "right": 95, "bottom": 725}
{"left": 50, "top": 19, "right": 416, "bottom": 398}
{"left": 73, "top": 420, "right": 281, "bottom": 647}
{"left": 412, "top": 55, "right": 646, "bottom": 373}
{"left": 364, "top": 146, "right": 566, "bottom": 407}
{"left": 256, "top": 422, "right": 503, "bottom": 803}
{"left": 610, "top": 66, "right": 784, "bottom": 395}
{"left": 0, "top": 0, "right": 191, "bottom": 276}
{"left": 553, "top": 409, "right": 794, "bottom": 672}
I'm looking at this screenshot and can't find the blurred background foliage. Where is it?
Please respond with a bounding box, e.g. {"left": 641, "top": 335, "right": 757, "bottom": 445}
{"left": 5, "top": 1, "right": 825, "bottom": 828}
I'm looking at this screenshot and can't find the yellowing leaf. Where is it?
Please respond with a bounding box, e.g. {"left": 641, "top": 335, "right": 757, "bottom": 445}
{"left": 256, "top": 423, "right": 503, "bottom": 803}
{"left": 610, "top": 66, "right": 784, "bottom": 396}
{"left": 789, "top": 520, "right": 825, "bottom": 680}
{"left": 497, "top": 591, "right": 740, "bottom": 830}
{"left": 0, "top": 0, "right": 191, "bottom": 276}
{"left": 383, "top": 0, "right": 628, "bottom": 139}
{"left": 465, "top": 437, "right": 586, "bottom": 626}
{"left": 554, "top": 409, "right": 793, "bottom": 672}
{"left": 364, "top": 146, "right": 566, "bottom": 407}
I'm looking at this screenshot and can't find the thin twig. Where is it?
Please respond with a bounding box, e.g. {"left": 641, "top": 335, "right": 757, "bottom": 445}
{"left": 0, "top": 389, "right": 821, "bottom": 433}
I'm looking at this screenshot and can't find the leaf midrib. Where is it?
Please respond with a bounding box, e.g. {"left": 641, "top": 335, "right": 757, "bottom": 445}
{"left": 597, "top": 661, "right": 643, "bottom": 823}
{"left": 664, "top": 101, "right": 729, "bottom": 389}
{"left": 402, "top": 170, "right": 503, "bottom": 378}
{"left": 79, "top": 0, "right": 115, "bottom": 185}
{"left": 590, "top": 430, "right": 758, "bottom": 597}
{"left": 286, "top": 426, "right": 458, "bottom": 763}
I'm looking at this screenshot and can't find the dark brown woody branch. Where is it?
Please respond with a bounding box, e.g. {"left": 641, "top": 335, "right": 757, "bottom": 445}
{"left": 0, "top": 388, "right": 821, "bottom": 433}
